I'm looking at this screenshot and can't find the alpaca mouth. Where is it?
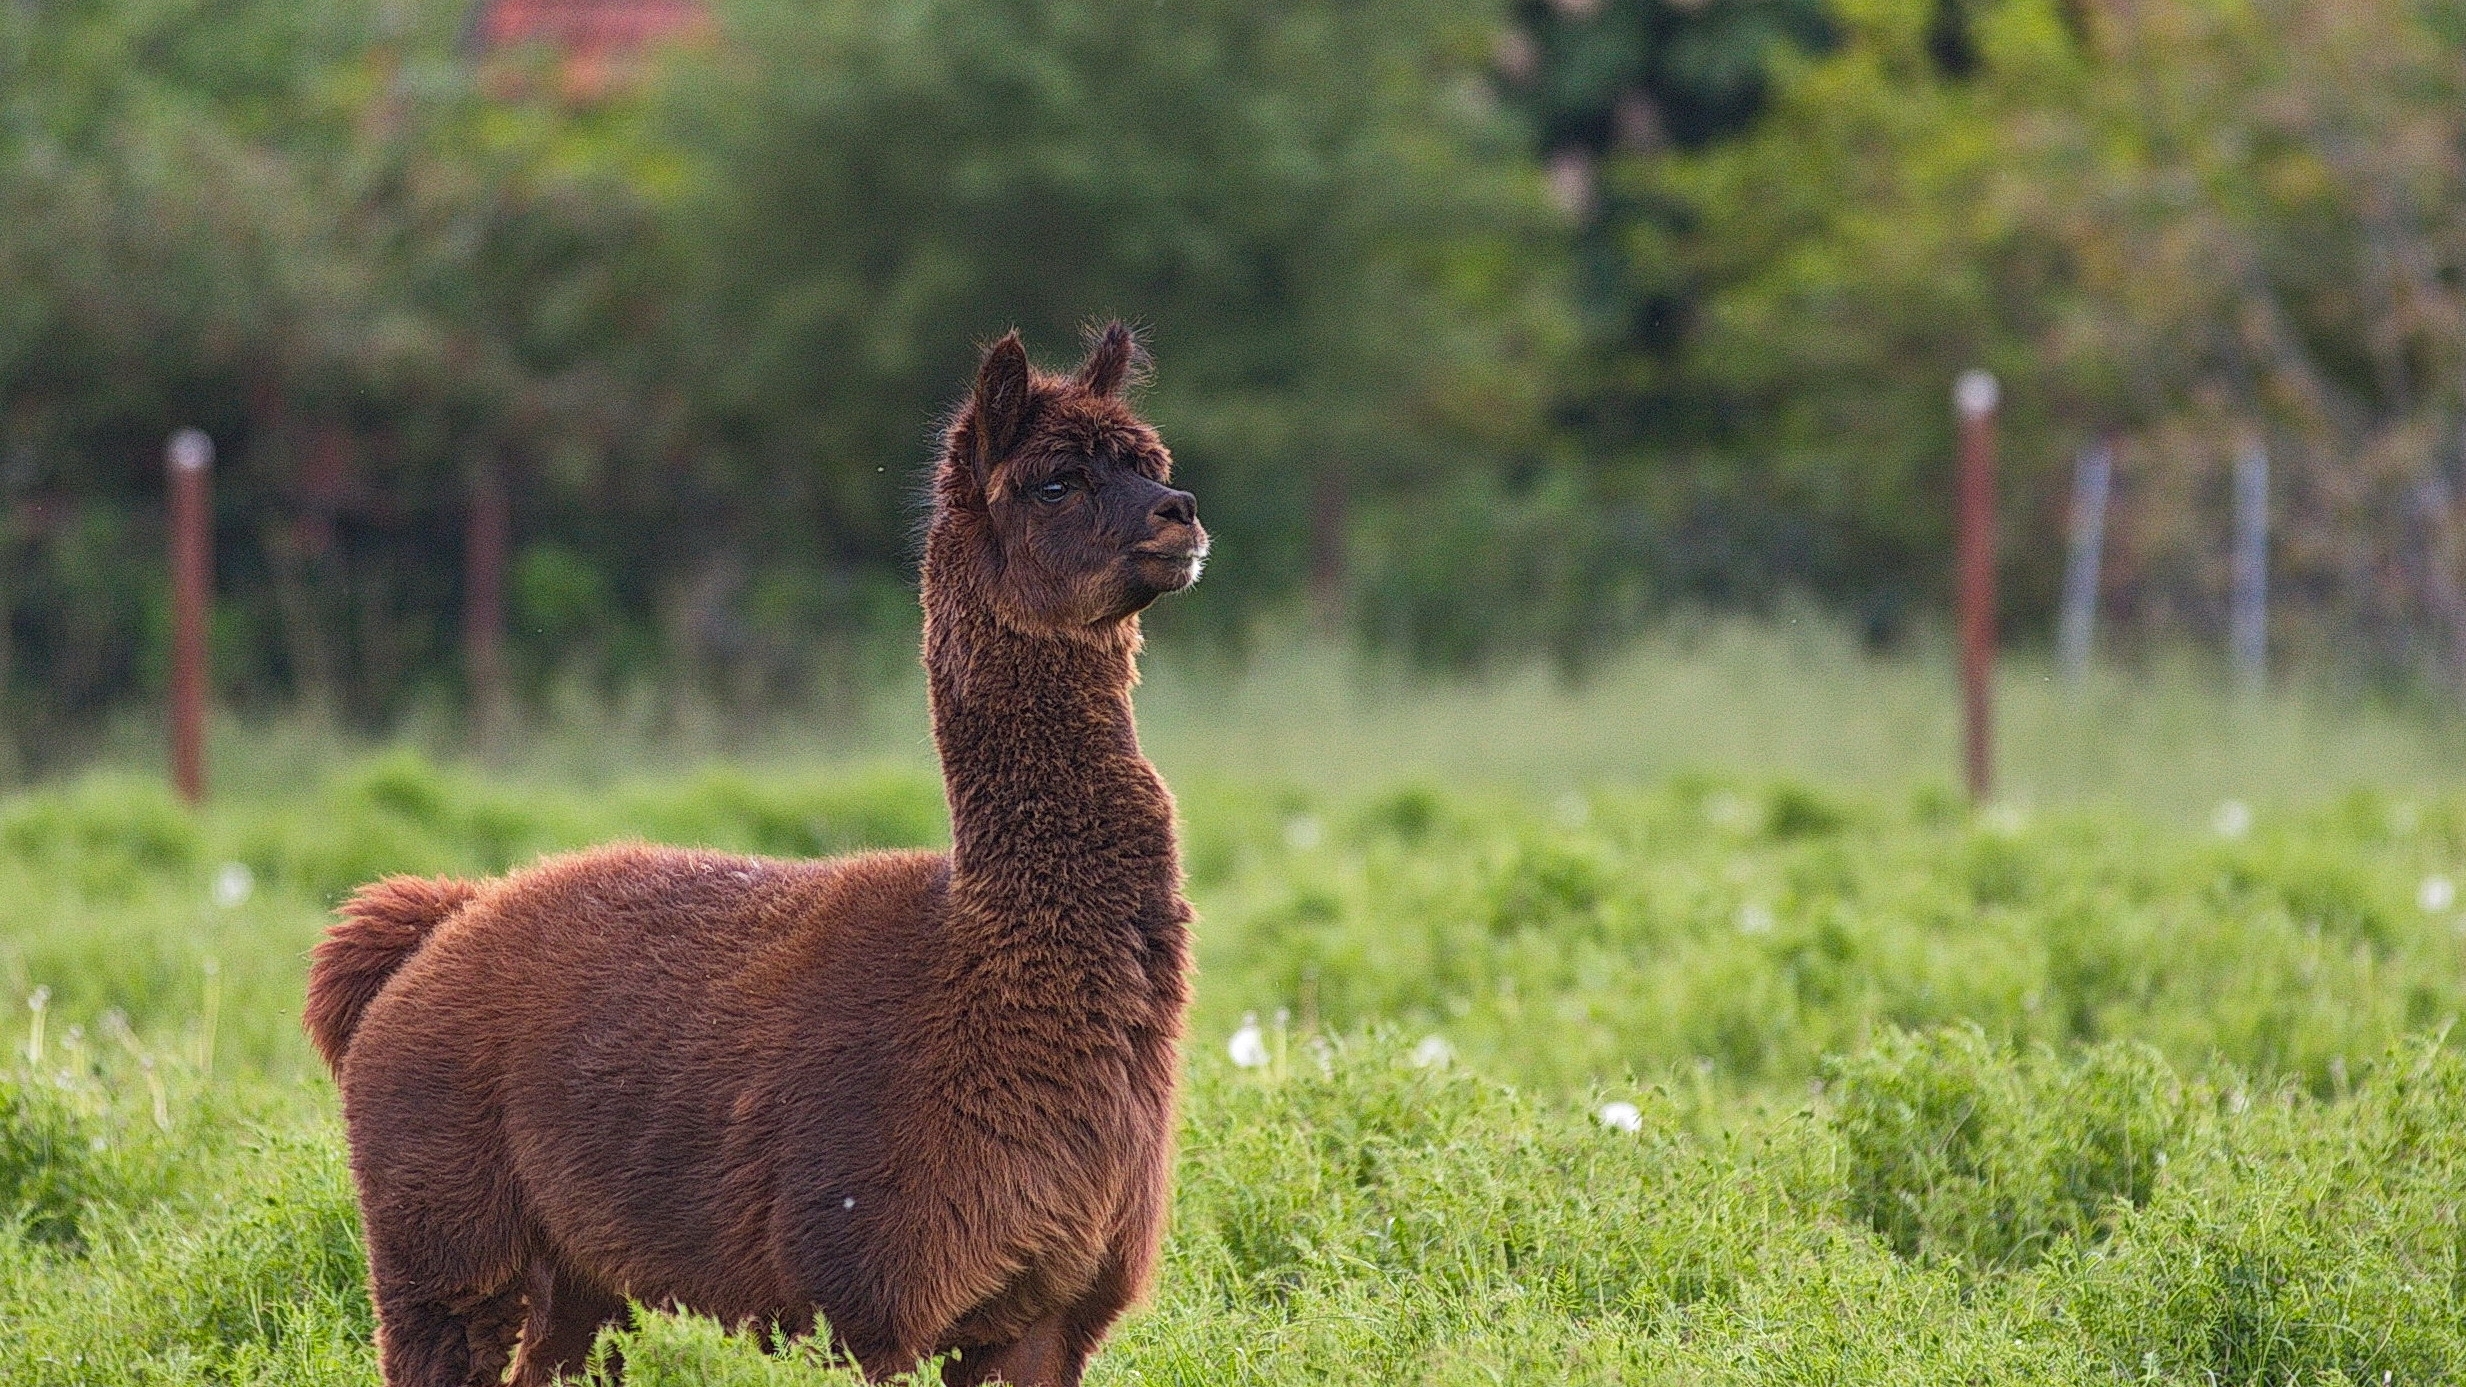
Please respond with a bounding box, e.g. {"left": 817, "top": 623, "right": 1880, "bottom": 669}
{"left": 1130, "top": 540, "right": 1207, "bottom": 590}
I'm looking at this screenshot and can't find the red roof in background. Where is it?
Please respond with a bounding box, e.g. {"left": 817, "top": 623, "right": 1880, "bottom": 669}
{"left": 467, "top": 0, "right": 710, "bottom": 92}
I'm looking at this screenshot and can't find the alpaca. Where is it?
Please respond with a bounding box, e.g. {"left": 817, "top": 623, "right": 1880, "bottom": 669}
{"left": 304, "top": 324, "right": 1205, "bottom": 1387}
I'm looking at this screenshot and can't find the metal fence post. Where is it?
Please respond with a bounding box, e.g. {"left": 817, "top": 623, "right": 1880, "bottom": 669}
{"left": 1955, "top": 371, "right": 1999, "bottom": 805}
{"left": 166, "top": 429, "right": 213, "bottom": 804}
{"left": 2231, "top": 438, "right": 2268, "bottom": 690}
{"left": 2056, "top": 439, "right": 2112, "bottom": 684}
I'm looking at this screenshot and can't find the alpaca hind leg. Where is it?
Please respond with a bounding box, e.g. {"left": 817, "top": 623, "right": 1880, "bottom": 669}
{"left": 511, "top": 1258, "right": 629, "bottom": 1386}
{"left": 357, "top": 1165, "right": 531, "bottom": 1385}
{"left": 943, "top": 1317, "right": 1073, "bottom": 1387}
{"left": 374, "top": 1284, "right": 527, "bottom": 1387}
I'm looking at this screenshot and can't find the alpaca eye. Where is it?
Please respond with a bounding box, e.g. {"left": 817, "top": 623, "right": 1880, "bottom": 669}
{"left": 1033, "top": 480, "right": 1071, "bottom": 504}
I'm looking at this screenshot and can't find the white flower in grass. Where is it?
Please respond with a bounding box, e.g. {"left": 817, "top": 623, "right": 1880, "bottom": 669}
{"left": 1412, "top": 1035, "right": 1454, "bottom": 1068}
{"left": 1597, "top": 1101, "right": 1643, "bottom": 1133}
{"left": 1704, "top": 792, "right": 1752, "bottom": 832}
{"left": 1980, "top": 804, "right": 2029, "bottom": 836}
{"left": 1227, "top": 1014, "right": 1270, "bottom": 1069}
{"left": 212, "top": 862, "right": 254, "bottom": 908}
{"left": 2212, "top": 800, "right": 2253, "bottom": 840}
{"left": 2419, "top": 875, "right": 2456, "bottom": 913}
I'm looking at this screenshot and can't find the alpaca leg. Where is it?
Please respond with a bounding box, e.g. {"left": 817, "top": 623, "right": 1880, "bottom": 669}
{"left": 842, "top": 1328, "right": 937, "bottom": 1385}
{"left": 943, "top": 1317, "right": 1072, "bottom": 1387}
{"left": 356, "top": 1150, "right": 531, "bottom": 1385}
{"left": 511, "top": 1258, "right": 628, "bottom": 1386}
{"left": 1035, "top": 1180, "right": 1164, "bottom": 1385}
{"left": 373, "top": 1285, "right": 527, "bottom": 1387}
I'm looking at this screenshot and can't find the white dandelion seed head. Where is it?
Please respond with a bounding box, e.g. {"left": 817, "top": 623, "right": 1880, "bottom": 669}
{"left": 1704, "top": 792, "right": 1753, "bottom": 831}
{"left": 1228, "top": 1015, "right": 1270, "bottom": 1069}
{"left": 1412, "top": 1035, "right": 1454, "bottom": 1068}
{"left": 2419, "top": 875, "right": 2456, "bottom": 913}
{"left": 2212, "top": 800, "right": 2253, "bottom": 840}
{"left": 212, "top": 862, "right": 254, "bottom": 909}
{"left": 1597, "top": 1101, "right": 1644, "bottom": 1133}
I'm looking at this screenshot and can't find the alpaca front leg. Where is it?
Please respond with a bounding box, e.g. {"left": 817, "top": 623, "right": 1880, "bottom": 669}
{"left": 942, "top": 1317, "right": 1077, "bottom": 1387}
{"left": 509, "top": 1258, "right": 627, "bottom": 1386}
{"left": 374, "top": 1286, "right": 527, "bottom": 1387}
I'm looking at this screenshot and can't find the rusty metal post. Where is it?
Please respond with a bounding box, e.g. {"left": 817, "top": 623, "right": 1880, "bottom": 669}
{"left": 166, "top": 429, "right": 213, "bottom": 805}
{"left": 1954, "top": 371, "right": 1998, "bottom": 805}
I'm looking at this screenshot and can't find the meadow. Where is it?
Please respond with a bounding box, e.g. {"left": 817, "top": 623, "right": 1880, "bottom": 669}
{"left": 5, "top": 626, "right": 2466, "bottom": 1383}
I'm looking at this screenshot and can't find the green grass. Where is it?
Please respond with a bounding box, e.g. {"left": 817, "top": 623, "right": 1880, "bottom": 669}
{"left": 1138, "top": 618, "right": 2466, "bottom": 813}
{"left": 5, "top": 630, "right": 2466, "bottom": 1382}
{"left": 100, "top": 615, "right": 2466, "bottom": 815}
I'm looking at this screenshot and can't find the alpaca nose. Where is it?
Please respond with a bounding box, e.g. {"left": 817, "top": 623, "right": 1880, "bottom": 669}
{"left": 1150, "top": 489, "right": 1197, "bottom": 528}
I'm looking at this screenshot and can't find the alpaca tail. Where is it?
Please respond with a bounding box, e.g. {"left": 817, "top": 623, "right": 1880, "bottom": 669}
{"left": 304, "top": 875, "right": 480, "bottom": 1078}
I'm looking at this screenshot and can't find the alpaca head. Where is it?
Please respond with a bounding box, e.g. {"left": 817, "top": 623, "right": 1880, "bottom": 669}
{"left": 929, "top": 323, "right": 1207, "bottom": 635}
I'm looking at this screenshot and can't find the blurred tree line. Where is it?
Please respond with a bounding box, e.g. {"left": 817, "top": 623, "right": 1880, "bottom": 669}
{"left": 4, "top": 0, "right": 2466, "bottom": 752}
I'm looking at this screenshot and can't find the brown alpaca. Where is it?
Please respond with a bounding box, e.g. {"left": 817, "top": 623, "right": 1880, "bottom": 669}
{"left": 305, "top": 324, "right": 1205, "bottom": 1387}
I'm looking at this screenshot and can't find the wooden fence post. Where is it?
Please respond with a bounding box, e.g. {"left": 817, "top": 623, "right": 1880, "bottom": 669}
{"left": 1955, "top": 371, "right": 1999, "bottom": 805}
{"left": 166, "top": 429, "right": 213, "bottom": 805}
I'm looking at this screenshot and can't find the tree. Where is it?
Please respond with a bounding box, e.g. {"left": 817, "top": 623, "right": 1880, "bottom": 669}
{"left": 1636, "top": 0, "right": 2466, "bottom": 681}
{"left": 647, "top": 0, "right": 1570, "bottom": 648}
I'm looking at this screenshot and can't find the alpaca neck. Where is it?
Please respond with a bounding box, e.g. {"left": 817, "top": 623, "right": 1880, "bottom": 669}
{"left": 922, "top": 591, "right": 1180, "bottom": 964}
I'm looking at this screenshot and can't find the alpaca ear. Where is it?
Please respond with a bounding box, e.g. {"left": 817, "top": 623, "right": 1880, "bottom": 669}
{"left": 973, "top": 331, "right": 1034, "bottom": 476}
{"left": 1073, "top": 322, "right": 1144, "bottom": 399}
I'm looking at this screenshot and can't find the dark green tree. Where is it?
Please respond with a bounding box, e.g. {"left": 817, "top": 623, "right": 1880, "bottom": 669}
{"left": 647, "top": 0, "right": 1569, "bottom": 648}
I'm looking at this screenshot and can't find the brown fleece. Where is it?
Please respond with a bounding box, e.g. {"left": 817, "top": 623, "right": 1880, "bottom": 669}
{"left": 307, "top": 323, "right": 1205, "bottom": 1387}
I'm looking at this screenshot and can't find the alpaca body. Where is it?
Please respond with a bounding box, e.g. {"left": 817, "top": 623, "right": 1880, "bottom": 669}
{"left": 313, "top": 324, "right": 1204, "bottom": 1386}
{"left": 340, "top": 836, "right": 1183, "bottom": 1379}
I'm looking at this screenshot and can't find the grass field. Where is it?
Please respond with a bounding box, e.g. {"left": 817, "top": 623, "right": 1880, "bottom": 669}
{"left": 6, "top": 627, "right": 2466, "bottom": 1383}
{"left": 151, "top": 618, "right": 2466, "bottom": 814}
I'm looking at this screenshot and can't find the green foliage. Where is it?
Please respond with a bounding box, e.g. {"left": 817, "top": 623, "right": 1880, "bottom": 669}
{"left": 0, "top": 1116, "right": 377, "bottom": 1385}
{"left": 0, "top": 1075, "right": 96, "bottom": 1247}
{"left": 1502, "top": 0, "right": 1833, "bottom": 154}
{"left": 0, "top": 776, "right": 201, "bottom": 898}
{"left": 646, "top": 0, "right": 1570, "bottom": 645}
{"left": 1190, "top": 776, "right": 2466, "bottom": 1095}
{"left": 584, "top": 1312, "right": 891, "bottom": 1385}
{"left": 0, "top": 764, "right": 2461, "bottom": 1380}
{"left": 0, "top": 751, "right": 946, "bottom": 1076}
{"left": 1593, "top": 0, "right": 2466, "bottom": 668}
{"left": 0, "top": 0, "right": 1572, "bottom": 728}
{"left": 4, "top": 1029, "right": 2462, "bottom": 1383}
{"left": 11, "top": 0, "right": 2466, "bottom": 721}
{"left": 1827, "top": 1027, "right": 2179, "bottom": 1268}
{"left": 224, "top": 751, "right": 945, "bottom": 903}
